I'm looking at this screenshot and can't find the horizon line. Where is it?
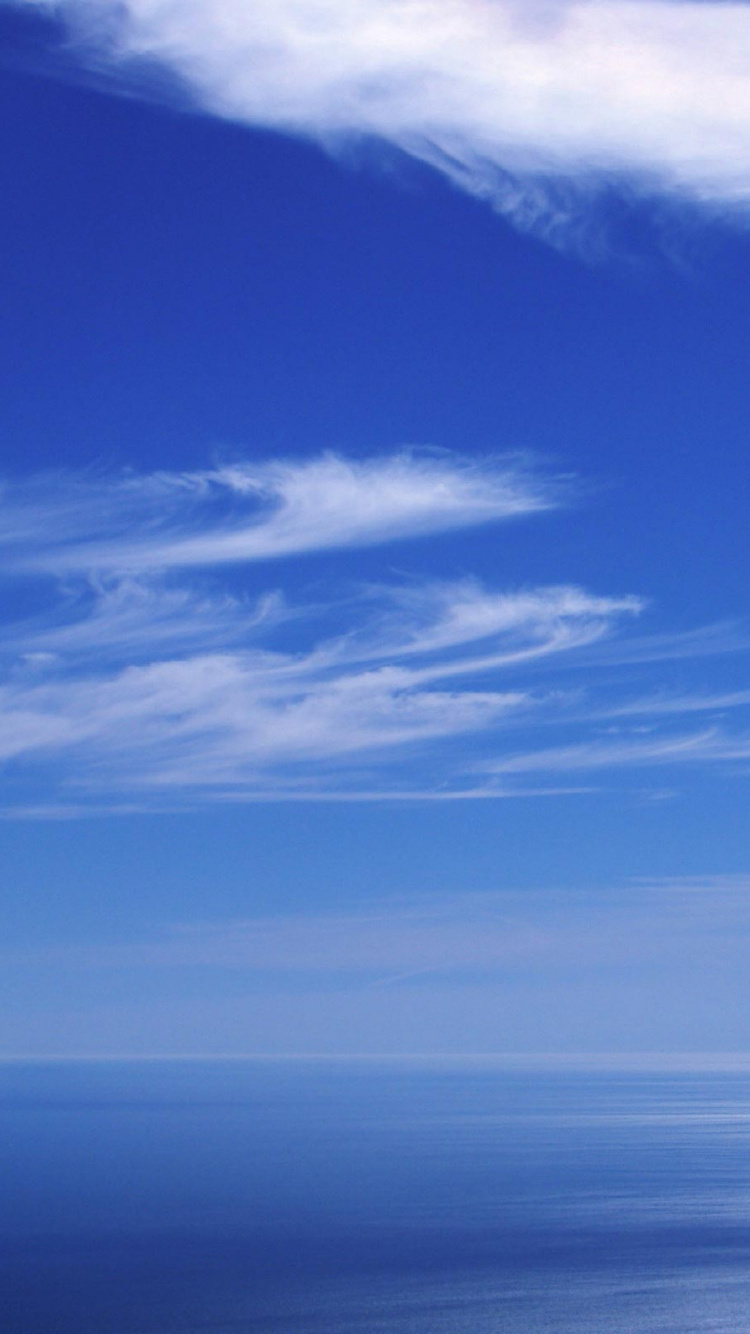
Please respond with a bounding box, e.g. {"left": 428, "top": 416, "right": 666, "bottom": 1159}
{"left": 3, "top": 1051, "right": 750, "bottom": 1071}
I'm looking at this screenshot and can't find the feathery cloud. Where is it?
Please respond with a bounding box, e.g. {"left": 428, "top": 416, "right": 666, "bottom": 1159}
{"left": 1, "top": 575, "right": 636, "bottom": 796}
{"left": 1, "top": 451, "right": 559, "bottom": 574}
{"left": 0, "top": 447, "right": 649, "bottom": 805}
{"left": 4, "top": 447, "right": 750, "bottom": 811}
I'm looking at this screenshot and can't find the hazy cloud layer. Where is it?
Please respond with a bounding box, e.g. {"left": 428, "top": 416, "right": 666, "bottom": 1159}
{"left": 10, "top": 877, "right": 750, "bottom": 983}
{"left": 16, "top": 0, "right": 750, "bottom": 241}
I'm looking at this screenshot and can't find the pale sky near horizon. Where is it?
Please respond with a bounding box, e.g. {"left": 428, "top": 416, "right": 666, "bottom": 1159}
{"left": 2, "top": 0, "right": 750, "bottom": 1055}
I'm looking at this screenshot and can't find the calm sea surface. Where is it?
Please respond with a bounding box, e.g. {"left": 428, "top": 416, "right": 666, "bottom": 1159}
{"left": 1, "top": 1058, "right": 750, "bottom": 1332}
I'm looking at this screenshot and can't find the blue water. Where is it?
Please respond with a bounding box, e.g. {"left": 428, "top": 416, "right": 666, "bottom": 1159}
{"left": 2, "top": 1059, "right": 750, "bottom": 1332}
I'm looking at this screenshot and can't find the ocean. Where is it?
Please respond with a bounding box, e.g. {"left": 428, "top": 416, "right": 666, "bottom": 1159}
{"left": 1, "top": 1057, "right": 749, "bottom": 1332}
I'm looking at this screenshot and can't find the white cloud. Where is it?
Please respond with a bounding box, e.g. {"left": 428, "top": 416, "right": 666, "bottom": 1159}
{"left": 4, "top": 447, "right": 750, "bottom": 811}
{"left": 0, "top": 575, "right": 636, "bottom": 795}
{"left": 0, "top": 448, "right": 638, "bottom": 806}
{"left": 351, "top": 580, "right": 638, "bottom": 661}
{"left": 2, "top": 451, "right": 560, "bottom": 573}
{"left": 18, "top": 0, "right": 750, "bottom": 239}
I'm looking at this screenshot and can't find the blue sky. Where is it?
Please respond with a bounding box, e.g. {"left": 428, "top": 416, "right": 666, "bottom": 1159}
{"left": 3, "top": 0, "right": 750, "bottom": 1055}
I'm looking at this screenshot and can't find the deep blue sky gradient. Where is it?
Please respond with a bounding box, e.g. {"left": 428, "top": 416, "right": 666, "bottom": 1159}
{"left": 2, "top": 5, "right": 750, "bottom": 1054}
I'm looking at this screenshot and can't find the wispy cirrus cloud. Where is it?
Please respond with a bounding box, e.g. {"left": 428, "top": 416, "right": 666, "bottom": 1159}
{"left": 1, "top": 450, "right": 559, "bottom": 574}
{"left": 0, "top": 574, "right": 636, "bottom": 798}
{"left": 3, "top": 447, "right": 750, "bottom": 812}
{"left": 0, "top": 446, "right": 652, "bottom": 809}
{"left": 14, "top": 0, "right": 750, "bottom": 243}
{"left": 7, "top": 578, "right": 285, "bottom": 666}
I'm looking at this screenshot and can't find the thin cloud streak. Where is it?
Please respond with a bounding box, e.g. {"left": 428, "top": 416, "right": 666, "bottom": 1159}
{"left": 16, "top": 0, "right": 750, "bottom": 241}
{"left": 488, "top": 728, "right": 750, "bottom": 777}
{"left": 561, "top": 620, "right": 750, "bottom": 669}
{"left": 601, "top": 687, "right": 750, "bottom": 720}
